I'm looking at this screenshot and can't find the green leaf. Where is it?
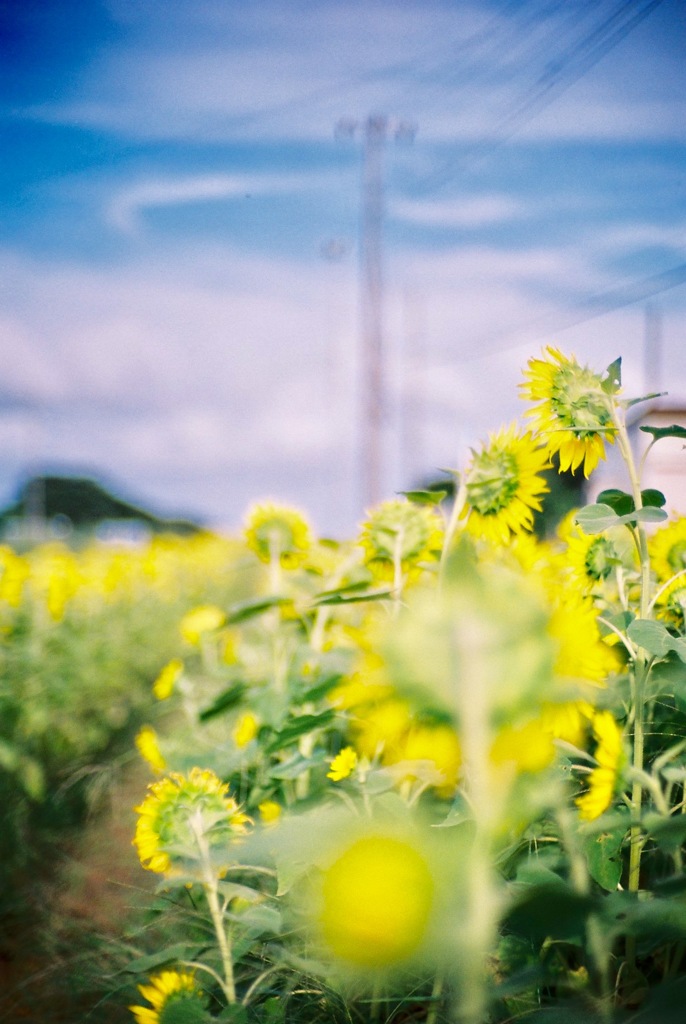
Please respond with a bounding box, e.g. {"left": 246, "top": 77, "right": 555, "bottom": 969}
{"left": 315, "top": 580, "right": 372, "bottom": 600}
{"left": 504, "top": 873, "right": 596, "bottom": 944}
{"left": 628, "top": 620, "right": 686, "bottom": 662}
{"left": 602, "top": 357, "right": 622, "bottom": 394}
{"left": 624, "top": 391, "right": 667, "bottom": 408}
{"left": 597, "top": 610, "right": 634, "bottom": 640}
{"left": 216, "top": 1006, "right": 249, "bottom": 1023}
{"left": 160, "top": 1001, "right": 213, "bottom": 1024}
{"left": 641, "top": 488, "right": 667, "bottom": 508}
{"left": 269, "top": 752, "right": 323, "bottom": 779}
{"left": 582, "top": 823, "right": 626, "bottom": 891}
{"left": 250, "top": 997, "right": 285, "bottom": 1024}
{"left": 226, "top": 596, "right": 291, "bottom": 624}
{"left": 649, "top": 653, "right": 686, "bottom": 703}
{"left": 575, "top": 502, "right": 666, "bottom": 535}
{"left": 634, "top": 506, "right": 668, "bottom": 524}
{"left": 124, "top": 943, "right": 201, "bottom": 973}
{"left": 644, "top": 813, "right": 686, "bottom": 853}
{"left": 640, "top": 424, "right": 686, "bottom": 442}
{"left": 596, "top": 489, "right": 634, "bottom": 515}
{"left": 300, "top": 672, "right": 344, "bottom": 702}
{"left": 199, "top": 683, "right": 247, "bottom": 722}
{"left": 399, "top": 489, "right": 448, "bottom": 506}
{"left": 575, "top": 503, "right": 620, "bottom": 533}
{"left": 265, "top": 710, "right": 336, "bottom": 753}
{"left": 313, "top": 588, "right": 392, "bottom": 606}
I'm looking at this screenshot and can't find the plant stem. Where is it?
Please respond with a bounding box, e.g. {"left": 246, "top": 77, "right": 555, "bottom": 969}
{"left": 615, "top": 414, "right": 654, "bottom": 966}
{"left": 190, "top": 812, "right": 237, "bottom": 1004}
{"left": 440, "top": 477, "right": 467, "bottom": 579}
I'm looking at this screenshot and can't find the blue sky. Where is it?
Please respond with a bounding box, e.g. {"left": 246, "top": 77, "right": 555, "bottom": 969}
{"left": 2, "top": 0, "right": 685, "bottom": 534}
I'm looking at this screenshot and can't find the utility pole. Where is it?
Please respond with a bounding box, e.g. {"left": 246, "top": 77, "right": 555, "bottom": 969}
{"left": 336, "top": 115, "right": 415, "bottom": 509}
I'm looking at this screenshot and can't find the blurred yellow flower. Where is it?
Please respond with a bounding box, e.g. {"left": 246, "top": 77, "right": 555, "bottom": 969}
{"left": 649, "top": 516, "right": 686, "bottom": 582}
{"left": 490, "top": 717, "right": 555, "bottom": 775}
{"left": 258, "top": 799, "right": 282, "bottom": 824}
{"left": 576, "top": 711, "right": 625, "bottom": 821}
{"left": 233, "top": 711, "right": 259, "bottom": 748}
{"left": 521, "top": 346, "right": 616, "bottom": 477}
{"left": 352, "top": 697, "right": 412, "bottom": 761}
{"left": 319, "top": 834, "right": 434, "bottom": 967}
{"left": 327, "top": 746, "right": 358, "bottom": 781}
{"left": 398, "top": 723, "right": 462, "bottom": 796}
{"left": 359, "top": 498, "right": 443, "bottom": 581}
{"left": 135, "top": 726, "right": 166, "bottom": 774}
{"left": 152, "top": 657, "right": 183, "bottom": 700}
{"left": 540, "top": 700, "right": 594, "bottom": 749}
{"left": 244, "top": 501, "right": 312, "bottom": 568}
{"left": 179, "top": 605, "right": 226, "bottom": 645}
{"left": 549, "top": 595, "right": 618, "bottom": 687}
{"left": 129, "top": 969, "right": 205, "bottom": 1024}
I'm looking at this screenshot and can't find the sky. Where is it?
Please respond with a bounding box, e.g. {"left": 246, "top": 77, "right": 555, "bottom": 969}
{"left": 1, "top": 0, "right": 685, "bottom": 536}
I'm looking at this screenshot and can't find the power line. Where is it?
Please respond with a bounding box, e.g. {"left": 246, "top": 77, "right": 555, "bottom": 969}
{"left": 447, "top": 257, "right": 686, "bottom": 365}
{"left": 413, "top": 0, "right": 666, "bottom": 193}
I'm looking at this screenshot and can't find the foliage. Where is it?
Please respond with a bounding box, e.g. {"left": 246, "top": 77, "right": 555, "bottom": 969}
{"left": 0, "top": 531, "right": 256, "bottom": 926}
{"left": 120, "top": 349, "right": 686, "bottom": 1023}
{"left": 5, "top": 346, "right": 686, "bottom": 1024}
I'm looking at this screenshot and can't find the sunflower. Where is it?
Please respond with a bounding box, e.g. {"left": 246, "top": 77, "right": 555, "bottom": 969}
{"left": 327, "top": 745, "right": 358, "bottom": 781}
{"left": 244, "top": 501, "right": 312, "bottom": 568}
{"left": 558, "top": 512, "right": 630, "bottom": 593}
{"left": 461, "top": 424, "right": 550, "bottom": 545}
{"left": 654, "top": 576, "right": 686, "bottom": 631}
{"left": 129, "top": 969, "right": 205, "bottom": 1024}
{"left": 520, "top": 346, "right": 617, "bottom": 477}
{"left": 359, "top": 498, "right": 443, "bottom": 581}
{"left": 649, "top": 516, "right": 686, "bottom": 583}
{"left": 548, "top": 594, "right": 619, "bottom": 688}
{"left": 133, "top": 767, "right": 251, "bottom": 875}
{"left": 576, "top": 711, "right": 626, "bottom": 821}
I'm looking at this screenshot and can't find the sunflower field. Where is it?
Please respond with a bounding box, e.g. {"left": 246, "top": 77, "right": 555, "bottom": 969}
{"left": 4, "top": 346, "right": 686, "bottom": 1023}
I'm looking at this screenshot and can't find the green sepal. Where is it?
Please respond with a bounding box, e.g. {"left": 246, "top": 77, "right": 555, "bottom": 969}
{"left": 640, "top": 424, "right": 686, "bottom": 441}
{"left": 623, "top": 391, "right": 667, "bottom": 408}
{"left": 601, "top": 357, "right": 622, "bottom": 394}
{"left": 399, "top": 489, "right": 448, "bottom": 506}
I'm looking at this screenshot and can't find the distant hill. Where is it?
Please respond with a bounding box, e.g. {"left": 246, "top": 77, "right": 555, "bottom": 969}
{"left": 0, "top": 475, "right": 202, "bottom": 537}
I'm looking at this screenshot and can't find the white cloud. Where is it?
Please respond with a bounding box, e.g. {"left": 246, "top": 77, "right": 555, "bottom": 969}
{"left": 19, "top": 0, "right": 684, "bottom": 146}
{"left": 391, "top": 195, "right": 523, "bottom": 229}
{"left": 106, "top": 170, "right": 322, "bottom": 232}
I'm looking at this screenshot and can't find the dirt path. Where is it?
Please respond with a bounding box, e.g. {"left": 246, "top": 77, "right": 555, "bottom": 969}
{"left": 0, "top": 760, "right": 153, "bottom": 1023}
